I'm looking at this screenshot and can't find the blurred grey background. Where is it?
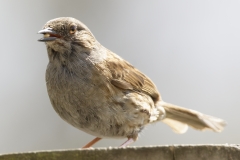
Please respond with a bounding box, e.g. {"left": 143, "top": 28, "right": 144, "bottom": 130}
{"left": 0, "top": 0, "right": 239, "bottom": 154}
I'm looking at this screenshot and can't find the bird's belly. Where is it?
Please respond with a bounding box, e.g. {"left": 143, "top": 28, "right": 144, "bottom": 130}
{"left": 47, "top": 78, "right": 116, "bottom": 136}
{"left": 46, "top": 69, "right": 156, "bottom": 139}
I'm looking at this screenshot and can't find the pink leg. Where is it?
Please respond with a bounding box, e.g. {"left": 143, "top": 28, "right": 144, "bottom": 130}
{"left": 119, "top": 138, "right": 135, "bottom": 147}
{"left": 82, "top": 137, "right": 102, "bottom": 148}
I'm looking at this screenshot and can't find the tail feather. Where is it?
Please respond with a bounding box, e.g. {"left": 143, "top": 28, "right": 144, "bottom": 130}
{"left": 162, "top": 118, "right": 189, "bottom": 134}
{"left": 159, "top": 101, "right": 226, "bottom": 133}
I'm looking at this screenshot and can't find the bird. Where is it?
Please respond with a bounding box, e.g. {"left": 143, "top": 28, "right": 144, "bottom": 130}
{"left": 38, "top": 17, "right": 226, "bottom": 148}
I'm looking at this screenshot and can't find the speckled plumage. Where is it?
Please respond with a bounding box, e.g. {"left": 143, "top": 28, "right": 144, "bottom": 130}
{"left": 39, "top": 17, "right": 226, "bottom": 147}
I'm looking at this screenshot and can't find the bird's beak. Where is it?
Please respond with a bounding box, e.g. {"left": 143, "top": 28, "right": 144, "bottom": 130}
{"left": 38, "top": 28, "right": 61, "bottom": 42}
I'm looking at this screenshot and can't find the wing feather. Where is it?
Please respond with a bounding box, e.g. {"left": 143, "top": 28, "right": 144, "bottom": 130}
{"left": 104, "top": 52, "right": 160, "bottom": 103}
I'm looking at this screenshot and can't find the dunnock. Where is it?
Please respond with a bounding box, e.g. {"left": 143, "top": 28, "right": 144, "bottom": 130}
{"left": 38, "top": 17, "right": 226, "bottom": 148}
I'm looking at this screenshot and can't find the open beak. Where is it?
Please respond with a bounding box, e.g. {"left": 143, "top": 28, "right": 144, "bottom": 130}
{"left": 38, "top": 28, "right": 61, "bottom": 42}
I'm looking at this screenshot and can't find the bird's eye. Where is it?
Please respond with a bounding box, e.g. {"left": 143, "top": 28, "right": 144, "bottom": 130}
{"left": 70, "top": 25, "right": 77, "bottom": 34}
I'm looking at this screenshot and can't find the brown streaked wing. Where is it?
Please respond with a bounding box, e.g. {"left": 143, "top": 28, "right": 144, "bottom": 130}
{"left": 106, "top": 54, "right": 160, "bottom": 103}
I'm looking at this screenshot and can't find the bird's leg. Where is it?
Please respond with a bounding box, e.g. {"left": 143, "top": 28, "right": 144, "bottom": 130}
{"left": 119, "top": 138, "right": 135, "bottom": 147}
{"left": 82, "top": 137, "right": 102, "bottom": 148}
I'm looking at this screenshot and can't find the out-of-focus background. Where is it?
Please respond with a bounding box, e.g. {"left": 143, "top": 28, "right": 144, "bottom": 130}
{"left": 1, "top": 0, "right": 239, "bottom": 154}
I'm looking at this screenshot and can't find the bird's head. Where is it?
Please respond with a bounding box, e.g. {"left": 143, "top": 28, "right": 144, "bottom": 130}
{"left": 38, "top": 17, "right": 96, "bottom": 53}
